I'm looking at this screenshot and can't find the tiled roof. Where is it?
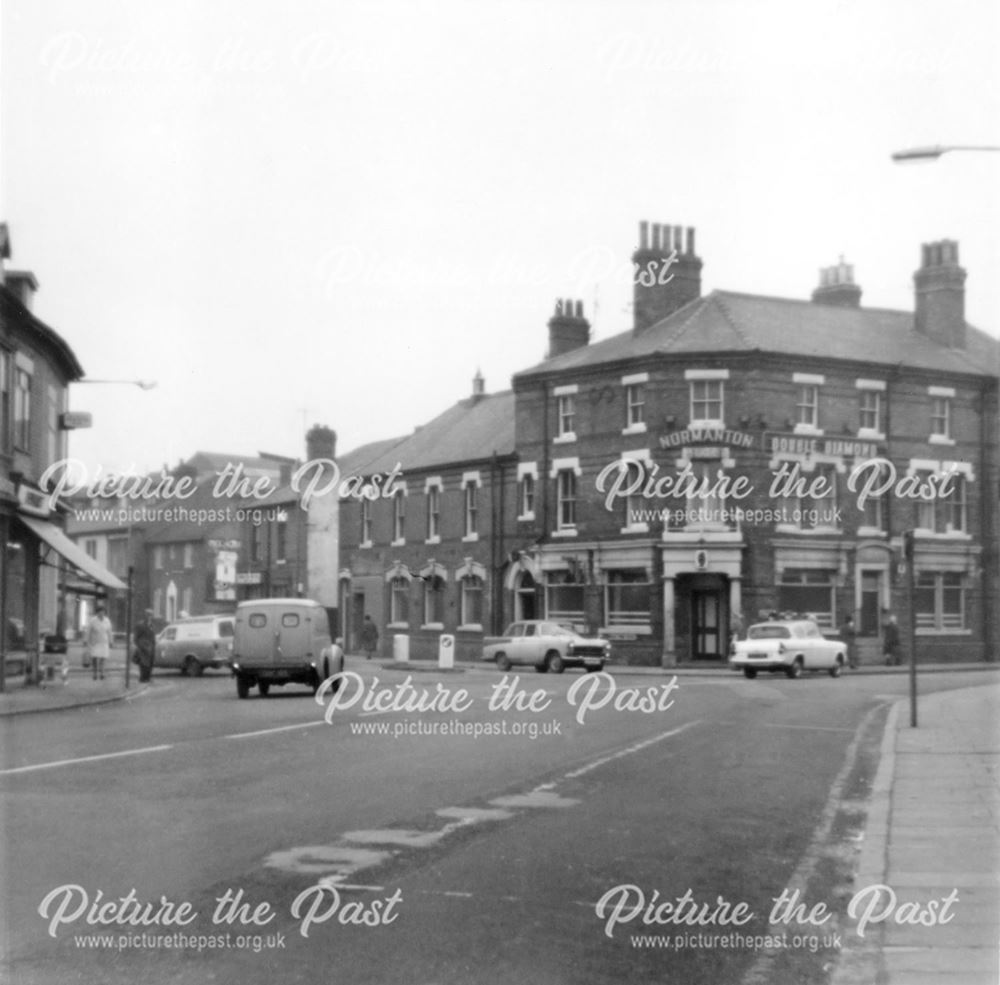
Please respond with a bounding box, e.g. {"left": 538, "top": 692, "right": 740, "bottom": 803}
{"left": 516, "top": 290, "right": 999, "bottom": 379}
{"left": 336, "top": 435, "right": 409, "bottom": 478}
{"left": 342, "top": 391, "right": 516, "bottom": 477}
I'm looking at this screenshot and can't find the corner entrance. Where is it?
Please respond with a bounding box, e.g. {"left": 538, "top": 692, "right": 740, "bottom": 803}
{"left": 676, "top": 573, "right": 729, "bottom": 660}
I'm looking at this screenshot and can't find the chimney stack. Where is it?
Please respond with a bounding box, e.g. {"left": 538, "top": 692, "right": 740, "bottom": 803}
{"left": 914, "top": 240, "right": 966, "bottom": 348}
{"left": 547, "top": 298, "right": 590, "bottom": 358}
{"left": 4, "top": 270, "right": 39, "bottom": 311}
{"left": 306, "top": 424, "right": 337, "bottom": 462}
{"left": 472, "top": 368, "right": 485, "bottom": 399}
{"left": 631, "top": 221, "right": 702, "bottom": 333}
{"left": 811, "top": 257, "right": 862, "bottom": 308}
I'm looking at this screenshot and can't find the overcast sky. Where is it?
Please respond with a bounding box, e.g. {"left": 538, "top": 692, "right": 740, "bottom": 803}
{"left": 2, "top": 0, "right": 998, "bottom": 477}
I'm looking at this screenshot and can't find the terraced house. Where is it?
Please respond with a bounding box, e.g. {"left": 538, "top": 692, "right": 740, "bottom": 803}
{"left": 340, "top": 222, "right": 999, "bottom": 666}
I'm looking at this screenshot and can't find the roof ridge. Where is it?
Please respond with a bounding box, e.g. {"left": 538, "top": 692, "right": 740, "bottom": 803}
{"left": 711, "top": 292, "right": 755, "bottom": 348}
{"left": 649, "top": 294, "right": 710, "bottom": 352}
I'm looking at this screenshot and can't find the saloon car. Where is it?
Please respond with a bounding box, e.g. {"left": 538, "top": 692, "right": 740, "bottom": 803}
{"left": 482, "top": 620, "right": 611, "bottom": 674}
{"left": 729, "top": 618, "right": 847, "bottom": 679}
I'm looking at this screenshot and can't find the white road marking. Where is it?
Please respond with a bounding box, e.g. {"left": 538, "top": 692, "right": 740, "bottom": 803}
{"left": 490, "top": 790, "right": 580, "bottom": 809}
{"left": 0, "top": 744, "right": 173, "bottom": 776}
{"left": 762, "top": 723, "right": 856, "bottom": 733}
{"left": 264, "top": 845, "right": 393, "bottom": 878}
{"left": 223, "top": 721, "right": 325, "bottom": 740}
{"left": 563, "top": 720, "right": 701, "bottom": 779}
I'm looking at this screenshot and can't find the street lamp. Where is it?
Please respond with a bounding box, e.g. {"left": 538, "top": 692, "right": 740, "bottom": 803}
{"left": 891, "top": 144, "right": 1000, "bottom": 162}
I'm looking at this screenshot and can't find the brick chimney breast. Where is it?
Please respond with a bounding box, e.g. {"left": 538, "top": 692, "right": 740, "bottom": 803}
{"left": 632, "top": 220, "right": 702, "bottom": 334}
{"left": 914, "top": 239, "right": 966, "bottom": 348}
{"left": 306, "top": 424, "right": 337, "bottom": 462}
{"left": 811, "top": 257, "right": 862, "bottom": 308}
{"left": 547, "top": 298, "right": 590, "bottom": 358}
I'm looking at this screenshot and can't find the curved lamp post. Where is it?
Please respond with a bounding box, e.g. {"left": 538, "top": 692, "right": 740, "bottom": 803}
{"left": 76, "top": 379, "right": 157, "bottom": 389}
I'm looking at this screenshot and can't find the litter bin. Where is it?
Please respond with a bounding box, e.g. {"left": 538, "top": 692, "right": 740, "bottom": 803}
{"left": 438, "top": 634, "right": 455, "bottom": 669}
{"left": 393, "top": 634, "right": 410, "bottom": 663}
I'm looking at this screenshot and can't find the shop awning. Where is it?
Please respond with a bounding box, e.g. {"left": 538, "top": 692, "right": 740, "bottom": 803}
{"left": 16, "top": 515, "right": 127, "bottom": 591}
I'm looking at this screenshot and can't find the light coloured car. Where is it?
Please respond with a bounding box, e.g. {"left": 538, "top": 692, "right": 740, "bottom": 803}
{"left": 230, "top": 598, "right": 344, "bottom": 699}
{"left": 730, "top": 618, "right": 847, "bottom": 679}
{"left": 482, "top": 620, "right": 611, "bottom": 674}
{"left": 155, "top": 614, "right": 235, "bottom": 676}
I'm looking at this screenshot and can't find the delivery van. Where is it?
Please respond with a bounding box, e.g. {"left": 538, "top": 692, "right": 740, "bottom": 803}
{"left": 155, "top": 614, "right": 234, "bottom": 676}
{"left": 230, "top": 598, "right": 343, "bottom": 699}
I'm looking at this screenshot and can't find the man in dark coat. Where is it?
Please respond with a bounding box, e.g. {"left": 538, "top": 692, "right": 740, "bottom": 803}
{"left": 360, "top": 615, "right": 379, "bottom": 660}
{"left": 134, "top": 610, "right": 158, "bottom": 683}
{"left": 882, "top": 613, "right": 901, "bottom": 666}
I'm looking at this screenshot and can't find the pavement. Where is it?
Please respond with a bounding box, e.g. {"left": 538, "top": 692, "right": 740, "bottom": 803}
{"left": 831, "top": 681, "right": 1000, "bottom": 985}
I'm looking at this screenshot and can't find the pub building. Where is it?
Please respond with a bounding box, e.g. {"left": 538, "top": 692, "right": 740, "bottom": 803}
{"left": 340, "top": 223, "right": 997, "bottom": 666}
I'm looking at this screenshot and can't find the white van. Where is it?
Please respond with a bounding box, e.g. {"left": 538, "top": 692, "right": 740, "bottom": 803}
{"left": 155, "top": 614, "right": 235, "bottom": 676}
{"left": 230, "top": 598, "right": 343, "bottom": 699}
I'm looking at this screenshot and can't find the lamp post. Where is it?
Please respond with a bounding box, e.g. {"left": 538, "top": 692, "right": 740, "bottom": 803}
{"left": 891, "top": 144, "right": 1000, "bottom": 162}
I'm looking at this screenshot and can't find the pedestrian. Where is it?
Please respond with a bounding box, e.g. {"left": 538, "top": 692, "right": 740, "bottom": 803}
{"left": 360, "top": 615, "right": 379, "bottom": 660}
{"left": 839, "top": 614, "right": 857, "bottom": 669}
{"left": 86, "top": 604, "right": 113, "bottom": 681}
{"left": 882, "top": 613, "right": 901, "bottom": 666}
{"left": 134, "top": 609, "right": 157, "bottom": 683}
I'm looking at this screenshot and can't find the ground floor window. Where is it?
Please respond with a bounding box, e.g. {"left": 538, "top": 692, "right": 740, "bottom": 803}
{"left": 778, "top": 569, "right": 835, "bottom": 629}
{"left": 545, "top": 572, "right": 584, "bottom": 624}
{"left": 604, "top": 569, "right": 651, "bottom": 630}
{"left": 460, "top": 575, "right": 483, "bottom": 627}
{"left": 389, "top": 576, "right": 410, "bottom": 625}
{"left": 422, "top": 575, "right": 445, "bottom": 626}
{"left": 915, "top": 572, "right": 965, "bottom": 631}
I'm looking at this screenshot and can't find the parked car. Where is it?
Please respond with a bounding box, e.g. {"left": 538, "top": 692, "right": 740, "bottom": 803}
{"left": 230, "top": 598, "right": 344, "bottom": 699}
{"left": 729, "top": 618, "right": 847, "bottom": 679}
{"left": 155, "top": 614, "right": 235, "bottom": 676}
{"left": 482, "top": 620, "right": 611, "bottom": 674}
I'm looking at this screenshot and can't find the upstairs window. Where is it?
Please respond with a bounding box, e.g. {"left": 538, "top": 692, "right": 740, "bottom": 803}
{"left": 689, "top": 379, "right": 724, "bottom": 424}
{"left": 556, "top": 393, "right": 575, "bottom": 438}
{"left": 626, "top": 383, "right": 645, "bottom": 428}
{"left": 426, "top": 485, "right": 441, "bottom": 541}
{"left": 556, "top": 470, "right": 577, "bottom": 530}
{"left": 14, "top": 366, "right": 31, "bottom": 450}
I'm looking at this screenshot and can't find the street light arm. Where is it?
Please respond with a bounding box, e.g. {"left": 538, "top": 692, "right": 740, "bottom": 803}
{"left": 892, "top": 144, "right": 1000, "bottom": 162}
{"left": 75, "top": 379, "right": 158, "bottom": 390}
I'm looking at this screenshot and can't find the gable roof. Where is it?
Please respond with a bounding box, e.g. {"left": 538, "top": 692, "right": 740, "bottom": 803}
{"left": 516, "top": 290, "right": 999, "bottom": 380}
{"left": 341, "top": 391, "right": 516, "bottom": 478}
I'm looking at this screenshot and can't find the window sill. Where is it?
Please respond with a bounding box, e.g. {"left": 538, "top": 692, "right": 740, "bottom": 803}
{"left": 928, "top": 434, "right": 955, "bottom": 446}
{"left": 517, "top": 512, "right": 536, "bottom": 523}
{"left": 387, "top": 622, "right": 409, "bottom": 630}
{"left": 421, "top": 623, "right": 445, "bottom": 632}
{"left": 425, "top": 536, "right": 441, "bottom": 545}
{"left": 793, "top": 424, "right": 824, "bottom": 436}
{"left": 457, "top": 624, "right": 483, "bottom": 633}
{"left": 857, "top": 429, "right": 885, "bottom": 442}
{"left": 620, "top": 524, "right": 650, "bottom": 534}
{"left": 622, "top": 423, "right": 647, "bottom": 436}
{"left": 391, "top": 538, "right": 406, "bottom": 548}
{"left": 553, "top": 433, "right": 577, "bottom": 444}
{"left": 552, "top": 528, "right": 578, "bottom": 538}
{"left": 462, "top": 533, "right": 479, "bottom": 543}
{"left": 915, "top": 628, "right": 971, "bottom": 636}
{"left": 360, "top": 540, "right": 373, "bottom": 550}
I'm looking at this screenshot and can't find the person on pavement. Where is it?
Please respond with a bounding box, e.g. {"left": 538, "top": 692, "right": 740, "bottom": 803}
{"left": 134, "top": 609, "right": 157, "bottom": 683}
{"left": 85, "top": 605, "right": 113, "bottom": 681}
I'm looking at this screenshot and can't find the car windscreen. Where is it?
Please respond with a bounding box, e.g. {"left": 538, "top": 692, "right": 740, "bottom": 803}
{"left": 747, "top": 625, "right": 791, "bottom": 640}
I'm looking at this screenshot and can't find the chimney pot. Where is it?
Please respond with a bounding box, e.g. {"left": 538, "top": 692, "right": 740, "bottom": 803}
{"left": 811, "top": 258, "right": 862, "bottom": 308}
{"left": 639, "top": 220, "right": 649, "bottom": 251}
{"left": 631, "top": 220, "right": 703, "bottom": 332}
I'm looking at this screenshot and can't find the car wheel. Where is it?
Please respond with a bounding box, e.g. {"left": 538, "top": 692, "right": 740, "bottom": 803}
{"left": 545, "top": 651, "right": 565, "bottom": 674}
{"left": 829, "top": 656, "right": 844, "bottom": 678}
{"left": 743, "top": 667, "right": 758, "bottom": 679}
{"left": 496, "top": 653, "right": 512, "bottom": 672}
{"left": 311, "top": 670, "right": 323, "bottom": 694}
{"left": 258, "top": 681, "right": 270, "bottom": 696}
{"left": 183, "top": 656, "right": 203, "bottom": 678}
{"left": 786, "top": 657, "right": 804, "bottom": 680}
{"left": 236, "top": 676, "right": 250, "bottom": 699}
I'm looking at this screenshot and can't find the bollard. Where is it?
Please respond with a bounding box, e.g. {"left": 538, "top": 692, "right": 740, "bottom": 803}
{"left": 393, "top": 634, "right": 410, "bottom": 663}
